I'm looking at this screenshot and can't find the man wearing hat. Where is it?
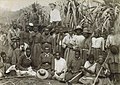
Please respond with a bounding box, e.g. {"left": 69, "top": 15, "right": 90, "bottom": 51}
{"left": 42, "top": 27, "right": 53, "bottom": 52}
{"left": 106, "top": 27, "right": 120, "bottom": 82}
{"left": 8, "top": 21, "right": 20, "bottom": 61}
{"left": 74, "top": 25, "right": 85, "bottom": 50}
{"left": 62, "top": 29, "right": 76, "bottom": 67}
{"left": 82, "top": 28, "right": 92, "bottom": 63}
{"left": 49, "top": 3, "right": 61, "bottom": 27}
{"left": 38, "top": 42, "right": 54, "bottom": 78}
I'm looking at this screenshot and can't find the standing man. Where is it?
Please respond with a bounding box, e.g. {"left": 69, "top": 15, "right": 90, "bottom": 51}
{"left": 91, "top": 29, "right": 105, "bottom": 61}
{"left": 106, "top": 27, "right": 120, "bottom": 83}
{"left": 42, "top": 27, "right": 53, "bottom": 52}
{"left": 19, "top": 25, "right": 30, "bottom": 45}
{"left": 7, "top": 21, "right": 20, "bottom": 61}
{"left": 30, "top": 26, "right": 42, "bottom": 69}
{"left": 74, "top": 25, "right": 85, "bottom": 52}
{"left": 82, "top": 28, "right": 92, "bottom": 63}
{"left": 49, "top": 3, "right": 61, "bottom": 27}
{"left": 62, "top": 29, "right": 76, "bottom": 66}
{"left": 52, "top": 27, "right": 65, "bottom": 55}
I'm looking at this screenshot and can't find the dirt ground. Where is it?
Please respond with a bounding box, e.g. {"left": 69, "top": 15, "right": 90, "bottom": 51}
{"left": 0, "top": 77, "right": 119, "bottom": 85}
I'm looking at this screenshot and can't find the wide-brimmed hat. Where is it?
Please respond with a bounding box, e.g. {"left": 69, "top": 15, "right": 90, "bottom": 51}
{"left": 49, "top": 3, "right": 56, "bottom": 6}
{"left": 110, "top": 45, "right": 119, "bottom": 55}
{"left": 36, "top": 69, "right": 49, "bottom": 79}
{"left": 74, "top": 25, "right": 83, "bottom": 32}
{"left": 83, "top": 28, "right": 92, "bottom": 34}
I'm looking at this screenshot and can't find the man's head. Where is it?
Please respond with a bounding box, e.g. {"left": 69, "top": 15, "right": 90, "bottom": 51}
{"left": 83, "top": 28, "right": 91, "bottom": 38}
{"left": 55, "top": 52, "right": 61, "bottom": 60}
{"left": 28, "top": 23, "right": 34, "bottom": 31}
{"left": 34, "top": 26, "right": 38, "bottom": 33}
{"left": 69, "top": 29, "right": 73, "bottom": 36}
{"left": 1, "top": 52, "right": 6, "bottom": 60}
{"left": 44, "top": 28, "right": 50, "bottom": 35}
{"left": 75, "top": 51, "right": 80, "bottom": 59}
{"left": 49, "top": 3, "right": 56, "bottom": 10}
{"left": 25, "top": 25, "right": 30, "bottom": 32}
{"left": 44, "top": 47, "right": 50, "bottom": 54}
{"left": 98, "top": 55, "right": 104, "bottom": 64}
{"left": 13, "top": 24, "right": 17, "bottom": 29}
{"left": 110, "top": 27, "right": 115, "bottom": 35}
{"left": 94, "top": 29, "right": 100, "bottom": 38}
{"left": 26, "top": 48, "right": 31, "bottom": 57}
{"left": 55, "top": 27, "right": 59, "bottom": 34}
{"left": 87, "top": 54, "right": 94, "bottom": 64}
{"left": 75, "top": 26, "right": 83, "bottom": 35}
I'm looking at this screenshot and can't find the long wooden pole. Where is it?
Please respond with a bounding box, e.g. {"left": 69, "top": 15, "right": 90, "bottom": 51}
{"left": 68, "top": 72, "right": 82, "bottom": 83}
{"left": 92, "top": 51, "right": 110, "bottom": 85}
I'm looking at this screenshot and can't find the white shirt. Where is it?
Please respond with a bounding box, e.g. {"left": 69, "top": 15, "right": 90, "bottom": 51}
{"left": 106, "top": 35, "right": 116, "bottom": 48}
{"left": 62, "top": 34, "right": 76, "bottom": 48}
{"left": 50, "top": 9, "right": 61, "bottom": 23}
{"left": 74, "top": 35, "right": 85, "bottom": 48}
{"left": 91, "top": 37, "right": 104, "bottom": 50}
{"left": 84, "top": 61, "right": 97, "bottom": 76}
{"left": 55, "top": 58, "right": 67, "bottom": 73}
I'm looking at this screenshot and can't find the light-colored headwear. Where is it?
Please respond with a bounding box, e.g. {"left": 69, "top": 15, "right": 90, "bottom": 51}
{"left": 36, "top": 69, "right": 49, "bottom": 79}
{"left": 29, "top": 23, "right": 34, "bottom": 27}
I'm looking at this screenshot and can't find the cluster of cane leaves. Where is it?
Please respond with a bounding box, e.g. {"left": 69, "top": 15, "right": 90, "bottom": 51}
{"left": 55, "top": 0, "right": 120, "bottom": 36}
{"left": 17, "top": 0, "right": 120, "bottom": 36}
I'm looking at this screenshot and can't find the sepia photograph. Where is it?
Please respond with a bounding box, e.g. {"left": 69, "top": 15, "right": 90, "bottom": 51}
{"left": 0, "top": 0, "right": 120, "bottom": 85}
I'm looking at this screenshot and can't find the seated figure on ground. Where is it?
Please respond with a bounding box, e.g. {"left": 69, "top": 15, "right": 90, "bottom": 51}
{"left": 38, "top": 42, "right": 55, "bottom": 79}
{"left": 0, "top": 52, "right": 11, "bottom": 76}
{"left": 79, "top": 54, "right": 97, "bottom": 85}
{"left": 6, "top": 48, "right": 36, "bottom": 76}
{"left": 95, "top": 55, "right": 113, "bottom": 85}
{"left": 53, "top": 51, "right": 67, "bottom": 81}
{"left": 65, "top": 51, "right": 83, "bottom": 83}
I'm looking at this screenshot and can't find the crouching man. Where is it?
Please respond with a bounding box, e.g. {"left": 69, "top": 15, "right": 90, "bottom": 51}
{"left": 6, "top": 48, "right": 36, "bottom": 76}
{"left": 53, "top": 52, "right": 67, "bottom": 81}
{"left": 38, "top": 43, "right": 54, "bottom": 79}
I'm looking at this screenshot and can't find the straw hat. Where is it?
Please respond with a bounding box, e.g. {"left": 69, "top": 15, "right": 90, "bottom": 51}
{"left": 36, "top": 69, "right": 49, "bottom": 79}
{"left": 74, "top": 25, "right": 83, "bottom": 31}
{"left": 83, "top": 28, "right": 92, "bottom": 34}
{"left": 110, "top": 45, "right": 119, "bottom": 55}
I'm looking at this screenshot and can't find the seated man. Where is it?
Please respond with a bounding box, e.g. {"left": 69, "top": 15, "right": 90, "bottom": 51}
{"left": 53, "top": 51, "right": 67, "bottom": 81}
{"left": 0, "top": 52, "right": 11, "bottom": 76}
{"left": 38, "top": 43, "right": 54, "bottom": 78}
{"left": 0, "top": 52, "right": 5, "bottom": 77}
{"left": 79, "top": 54, "right": 97, "bottom": 85}
{"left": 95, "top": 55, "right": 113, "bottom": 85}
{"left": 6, "top": 48, "right": 36, "bottom": 76}
{"left": 65, "top": 51, "right": 83, "bottom": 83}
